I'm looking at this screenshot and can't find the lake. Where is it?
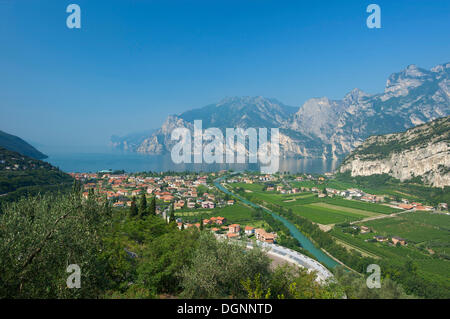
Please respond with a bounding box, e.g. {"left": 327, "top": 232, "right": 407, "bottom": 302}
{"left": 43, "top": 151, "right": 342, "bottom": 174}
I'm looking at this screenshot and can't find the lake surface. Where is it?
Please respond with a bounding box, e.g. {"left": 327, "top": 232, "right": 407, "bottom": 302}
{"left": 43, "top": 151, "right": 342, "bottom": 174}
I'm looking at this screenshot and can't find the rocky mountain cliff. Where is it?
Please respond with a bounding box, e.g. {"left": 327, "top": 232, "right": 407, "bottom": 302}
{"left": 339, "top": 116, "right": 450, "bottom": 187}
{"left": 112, "top": 62, "right": 450, "bottom": 159}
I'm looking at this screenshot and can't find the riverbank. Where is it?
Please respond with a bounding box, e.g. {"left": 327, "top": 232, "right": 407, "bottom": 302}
{"left": 214, "top": 176, "right": 340, "bottom": 269}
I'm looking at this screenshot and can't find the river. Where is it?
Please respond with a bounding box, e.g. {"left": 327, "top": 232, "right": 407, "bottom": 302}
{"left": 214, "top": 177, "right": 339, "bottom": 269}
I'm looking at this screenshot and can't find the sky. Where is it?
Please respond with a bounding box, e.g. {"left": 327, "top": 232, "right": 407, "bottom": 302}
{"left": 0, "top": 0, "right": 449, "bottom": 150}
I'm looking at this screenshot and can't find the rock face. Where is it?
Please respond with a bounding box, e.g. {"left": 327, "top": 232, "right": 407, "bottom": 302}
{"left": 339, "top": 116, "right": 450, "bottom": 187}
{"left": 112, "top": 62, "right": 450, "bottom": 159}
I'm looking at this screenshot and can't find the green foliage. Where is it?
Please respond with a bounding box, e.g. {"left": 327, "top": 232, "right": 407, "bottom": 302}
{"left": 138, "top": 191, "right": 147, "bottom": 217}
{"left": 345, "top": 115, "right": 449, "bottom": 161}
{"left": 149, "top": 196, "right": 156, "bottom": 216}
{"left": 179, "top": 232, "right": 271, "bottom": 298}
{"left": 129, "top": 196, "right": 138, "bottom": 217}
{"left": 0, "top": 191, "right": 110, "bottom": 298}
{"left": 336, "top": 172, "right": 450, "bottom": 205}
{"left": 0, "top": 148, "right": 73, "bottom": 207}
{"left": 332, "top": 267, "right": 413, "bottom": 299}
{"left": 169, "top": 203, "right": 175, "bottom": 223}
{"left": 0, "top": 132, "right": 47, "bottom": 159}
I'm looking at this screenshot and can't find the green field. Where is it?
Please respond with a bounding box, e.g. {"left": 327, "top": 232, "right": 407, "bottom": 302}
{"left": 227, "top": 177, "right": 450, "bottom": 295}
{"left": 230, "top": 182, "right": 395, "bottom": 225}
{"left": 330, "top": 213, "right": 450, "bottom": 289}
{"left": 364, "top": 212, "right": 450, "bottom": 246}
{"left": 322, "top": 198, "right": 401, "bottom": 214}
{"left": 311, "top": 202, "right": 381, "bottom": 218}
{"left": 290, "top": 204, "right": 362, "bottom": 225}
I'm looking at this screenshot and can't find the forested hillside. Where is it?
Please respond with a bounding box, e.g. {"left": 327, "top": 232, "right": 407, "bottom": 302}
{"left": 0, "top": 147, "right": 72, "bottom": 205}
{"left": 0, "top": 130, "right": 47, "bottom": 159}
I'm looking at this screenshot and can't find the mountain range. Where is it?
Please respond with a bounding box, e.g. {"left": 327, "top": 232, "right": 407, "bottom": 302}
{"left": 111, "top": 62, "right": 450, "bottom": 159}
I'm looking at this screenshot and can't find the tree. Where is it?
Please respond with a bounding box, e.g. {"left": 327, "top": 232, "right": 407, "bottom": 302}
{"left": 138, "top": 191, "right": 147, "bottom": 217}
{"left": 0, "top": 191, "right": 110, "bottom": 298}
{"left": 169, "top": 203, "right": 175, "bottom": 223}
{"left": 180, "top": 232, "right": 271, "bottom": 298}
{"left": 149, "top": 196, "right": 156, "bottom": 216}
{"left": 130, "top": 196, "right": 138, "bottom": 217}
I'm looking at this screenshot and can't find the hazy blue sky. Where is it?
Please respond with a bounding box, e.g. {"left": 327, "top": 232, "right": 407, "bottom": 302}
{"left": 1, "top": 0, "right": 449, "bottom": 149}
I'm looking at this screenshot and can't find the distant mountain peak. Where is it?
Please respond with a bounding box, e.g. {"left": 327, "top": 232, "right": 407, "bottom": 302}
{"left": 112, "top": 62, "right": 450, "bottom": 160}
{"left": 343, "top": 88, "right": 370, "bottom": 103}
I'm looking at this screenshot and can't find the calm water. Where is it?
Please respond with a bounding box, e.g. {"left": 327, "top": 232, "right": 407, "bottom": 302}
{"left": 43, "top": 151, "right": 342, "bottom": 174}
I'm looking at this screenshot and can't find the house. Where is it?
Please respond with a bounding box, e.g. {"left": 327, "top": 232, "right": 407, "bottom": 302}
{"left": 174, "top": 201, "right": 185, "bottom": 210}
{"left": 392, "top": 236, "right": 407, "bottom": 246}
{"left": 215, "top": 216, "right": 226, "bottom": 225}
{"left": 374, "top": 236, "right": 388, "bottom": 242}
{"left": 131, "top": 190, "right": 141, "bottom": 196}
{"left": 227, "top": 200, "right": 235, "bottom": 205}
{"left": 244, "top": 226, "right": 255, "bottom": 235}
{"left": 187, "top": 201, "right": 196, "bottom": 209}
{"left": 162, "top": 195, "right": 174, "bottom": 202}
{"left": 201, "top": 201, "right": 215, "bottom": 209}
{"left": 227, "top": 233, "right": 239, "bottom": 239}
{"left": 360, "top": 226, "right": 370, "bottom": 234}
{"left": 254, "top": 228, "right": 276, "bottom": 244}
{"left": 415, "top": 205, "right": 433, "bottom": 211}
{"left": 438, "top": 203, "right": 448, "bottom": 211}
{"left": 228, "top": 224, "right": 240, "bottom": 234}
{"left": 203, "top": 219, "right": 212, "bottom": 225}
{"left": 113, "top": 201, "right": 125, "bottom": 207}
{"left": 398, "top": 203, "right": 414, "bottom": 210}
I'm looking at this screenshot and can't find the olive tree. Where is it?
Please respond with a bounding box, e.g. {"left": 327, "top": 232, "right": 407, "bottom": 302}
{"left": 0, "top": 191, "right": 110, "bottom": 298}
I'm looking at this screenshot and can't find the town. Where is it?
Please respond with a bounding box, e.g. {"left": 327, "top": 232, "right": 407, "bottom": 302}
{"left": 70, "top": 170, "right": 449, "bottom": 249}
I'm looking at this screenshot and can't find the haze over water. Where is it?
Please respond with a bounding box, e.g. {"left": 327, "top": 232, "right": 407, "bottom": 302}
{"left": 42, "top": 149, "right": 341, "bottom": 174}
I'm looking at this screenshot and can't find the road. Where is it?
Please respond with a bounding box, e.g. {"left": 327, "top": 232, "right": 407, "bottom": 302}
{"left": 350, "top": 208, "right": 414, "bottom": 225}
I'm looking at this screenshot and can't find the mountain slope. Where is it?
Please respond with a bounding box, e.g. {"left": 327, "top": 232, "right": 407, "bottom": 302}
{"left": 113, "top": 62, "right": 450, "bottom": 159}
{"left": 0, "top": 147, "right": 73, "bottom": 203}
{"left": 0, "top": 130, "right": 47, "bottom": 159}
{"left": 339, "top": 116, "right": 450, "bottom": 187}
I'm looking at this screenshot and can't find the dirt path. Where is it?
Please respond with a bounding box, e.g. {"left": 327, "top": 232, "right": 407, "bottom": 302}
{"left": 350, "top": 209, "right": 413, "bottom": 225}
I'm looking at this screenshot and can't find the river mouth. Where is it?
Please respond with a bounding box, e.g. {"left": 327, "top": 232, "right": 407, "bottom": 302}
{"left": 213, "top": 176, "right": 339, "bottom": 269}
